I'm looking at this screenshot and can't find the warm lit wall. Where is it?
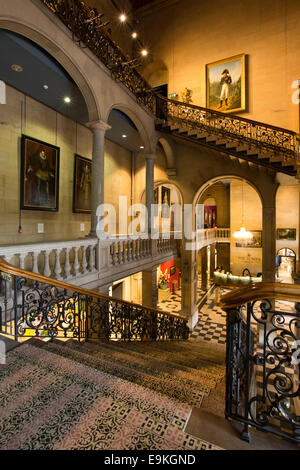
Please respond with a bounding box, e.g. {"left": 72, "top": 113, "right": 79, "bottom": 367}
{"left": 0, "top": 85, "right": 132, "bottom": 244}
{"left": 140, "top": 0, "right": 300, "bottom": 131}
{"left": 199, "top": 182, "right": 230, "bottom": 227}
{"left": 230, "top": 180, "right": 263, "bottom": 276}
{"left": 276, "top": 184, "right": 299, "bottom": 262}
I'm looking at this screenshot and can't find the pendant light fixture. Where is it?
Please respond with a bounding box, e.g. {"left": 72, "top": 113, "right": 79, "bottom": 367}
{"left": 233, "top": 181, "right": 253, "bottom": 242}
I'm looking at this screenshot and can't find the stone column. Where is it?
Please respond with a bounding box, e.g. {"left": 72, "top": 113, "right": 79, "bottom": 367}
{"left": 262, "top": 205, "right": 276, "bottom": 282}
{"left": 209, "top": 243, "right": 216, "bottom": 280}
{"left": 142, "top": 266, "right": 158, "bottom": 309}
{"left": 181, "top": 247, "right": 198, "bottom": 329}
{"left": 88, "top": 120, "right": 111, "bottom": 237}
{"left": 145, "top": 154, "right": 156, "bottom": 233}
{"left": 201, "top": 246, "right": 208, "bottom": 291}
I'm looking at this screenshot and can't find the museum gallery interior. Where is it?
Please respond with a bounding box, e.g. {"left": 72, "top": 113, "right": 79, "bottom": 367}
{"left": 0, "top": 0, "right": 300, "bottom": 452}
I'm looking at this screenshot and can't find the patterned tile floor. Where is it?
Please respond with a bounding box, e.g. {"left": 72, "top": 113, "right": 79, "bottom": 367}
{"left": 191, "top": 288, "right": 228, "bottom": 346}
{"left": 157, "top": 276, "right": 207, "bottom": 315}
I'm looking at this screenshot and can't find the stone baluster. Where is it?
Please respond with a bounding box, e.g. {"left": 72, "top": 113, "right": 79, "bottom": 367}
{"left": 122, "top": 241, "right": 126, "bottom": 263}
{"left": 32, "top": 251, "right": 39, "bottom": 274}
{"left": 89, "top": 244, "right": 96, "bottom": 272}
{"left": 128, "top": 240, "right": 132, "bottom": 262}
{"left": 73, "top": 246, "right": 80, "bottom": 277}
{"left": 64, "top": 248, "right": 71, "bottom": 279}
{"left": 118, "top": 241, "right": 122, "bottom": 265}
{"left": 43, "top": 250, "right": 51, "bottom": 277}
{"left": 19, "top": 253, "right": 26, "bottom": 270}
{"left": 81, "top": 246, "right": 88, "bottom": 274}
{"left": 54, "top": 249, "right": 61, "bottom": 279}
{"left": 112, "top": 242, "right": 117, "bottom": 265}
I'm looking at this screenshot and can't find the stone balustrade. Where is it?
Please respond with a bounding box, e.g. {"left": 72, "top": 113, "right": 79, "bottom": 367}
{"left": 0, "top": 238, "right": 98, "bottom": 285}
{"left": 0, "top": 235, "right": 179, "bottom": 289}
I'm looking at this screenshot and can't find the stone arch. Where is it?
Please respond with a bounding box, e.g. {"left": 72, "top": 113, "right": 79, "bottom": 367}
{"left": 142, "top": 60, "right": 169, "bottom": 89}
{"left": 193, "top": 175, "right": 264, "bottom": 208}
{"left": 0, "top": 19, "right": 101, "bottom": 123}
{"left": 157, "top": 137, "right": 176, "bottom": 179}
{"left": 106, "top": 104, "right": 153, "bottom": 152}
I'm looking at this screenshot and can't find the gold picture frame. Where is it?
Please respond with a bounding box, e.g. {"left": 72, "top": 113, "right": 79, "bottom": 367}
{"left": 206, "top": 53, "right": 246, "bottom": 114}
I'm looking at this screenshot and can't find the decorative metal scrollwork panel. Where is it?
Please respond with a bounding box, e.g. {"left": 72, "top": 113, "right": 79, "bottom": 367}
{"left": 226, "top": 300, "right": 300, "bottom": 443}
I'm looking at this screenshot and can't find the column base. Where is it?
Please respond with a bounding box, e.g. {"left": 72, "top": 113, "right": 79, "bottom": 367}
{"left": 188, "top": 306, "right": 199, "bottom": 331}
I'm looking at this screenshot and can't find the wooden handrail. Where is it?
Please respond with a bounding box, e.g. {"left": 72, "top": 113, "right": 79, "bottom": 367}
{"left": 155, "top": 94, "right": 298, "bottom": 136}
{"left": 0, "top": 258, "right": 185, "bottom": 321}
{"left": 220, "top": 281, "right": 300, "bottom": 309}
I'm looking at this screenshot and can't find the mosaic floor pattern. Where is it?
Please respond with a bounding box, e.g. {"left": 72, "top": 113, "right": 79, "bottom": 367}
{"left": 0, "top": 343, "right": 222, "bottom": 450}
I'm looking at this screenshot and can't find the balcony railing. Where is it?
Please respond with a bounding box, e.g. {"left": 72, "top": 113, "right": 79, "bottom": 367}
{"left": 40, "top": 0, "right": 154, "bottom": 111}
{"left": 0, "top": 235, "right": 178, "bottom": 286}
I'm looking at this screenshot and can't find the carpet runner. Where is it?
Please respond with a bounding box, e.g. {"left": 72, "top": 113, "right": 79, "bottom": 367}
{"left": 0, "top": 342, "right": 223, "bottom": 450}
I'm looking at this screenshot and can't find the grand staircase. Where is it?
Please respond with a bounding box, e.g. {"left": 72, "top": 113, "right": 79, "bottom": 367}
{"left": 32, "top": 338, "right": 225, "bottom": 408}
{"left": 155, "top": 95, "right": 299, "bottom": 177}
{"left": 0, "top": 338, "right": 224, "bottom": 450}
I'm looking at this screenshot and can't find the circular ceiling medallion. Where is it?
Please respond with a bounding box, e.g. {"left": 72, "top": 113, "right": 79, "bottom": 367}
{"left": 11, "top": 64, "right": 23, "bottom": 73}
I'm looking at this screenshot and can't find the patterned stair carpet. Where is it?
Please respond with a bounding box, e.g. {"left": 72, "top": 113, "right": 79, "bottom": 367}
{"left": 32, "top": 339, "right": 226, "bottom": 408}
{"left": 0, "top": 342, "right": 222, "bottom": 450}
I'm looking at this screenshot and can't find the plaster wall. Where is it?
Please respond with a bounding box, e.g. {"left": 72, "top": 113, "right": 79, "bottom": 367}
{"left": 140, "top": 0, "right": 300, "bottom": 131}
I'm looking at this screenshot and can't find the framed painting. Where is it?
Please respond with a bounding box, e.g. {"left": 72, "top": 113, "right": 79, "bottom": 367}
{"left": 206, "top": 53, "right": 246, "bottom": 113}
{"left": 21, "top": 135, "right": 60, "bottom": 211}
{"left": 73, "top": 154, "right": 92, "bottom": 214}
{"left": 277, "top": 228, "right": 296, "bottom": 241}
{"left": 236, "top": 231, "right": 262, "bottom": 248}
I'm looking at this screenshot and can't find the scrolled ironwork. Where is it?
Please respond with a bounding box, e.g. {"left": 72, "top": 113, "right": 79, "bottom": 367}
{"left": 226, "top": 297, "right": 300, "bottom": 444}
{"left": 40, "top": 0, "right": 154, "bottom": 111}
{"left": 0, "top": 267, "right": 189, "bottom": 344}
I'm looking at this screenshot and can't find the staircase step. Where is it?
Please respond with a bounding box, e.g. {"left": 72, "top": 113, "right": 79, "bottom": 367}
{"left": 74, "top": 340, "right": 223, "bottom": 386}
{"left": 32, "top": 339, "right": 211, "bottom": 407}
{"left": 2, "top": 342, "right": 222, "bottom": 450}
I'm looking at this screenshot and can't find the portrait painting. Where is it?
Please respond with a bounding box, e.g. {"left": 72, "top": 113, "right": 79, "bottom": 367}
{"left": 204, "top": 206, "right": 217, "bottom": 229}
{"left": 161, "top": 186, "right": 171, "bottom": 218}
{"left": 73, "top": 154, "right": 92, "bottom": 213}
{"left": 277, "top": 228, "right": 296, "bottom": 241}
{"left": 21, "top": 135, "right": 60, "bottom": 211}
{"left": 236, "top": 231, "right": 262, "bottom": 248}
{"left": 206, "top": 54, "right": 246, "bottom": 113}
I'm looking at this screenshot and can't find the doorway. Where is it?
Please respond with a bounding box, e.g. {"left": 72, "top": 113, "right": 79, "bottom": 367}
{"left": 277, "top": 248, "right": 296, "bottom": 281}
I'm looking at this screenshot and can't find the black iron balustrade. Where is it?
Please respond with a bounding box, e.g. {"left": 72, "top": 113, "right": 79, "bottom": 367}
{"left": 40, "top": 1, "right": 299, "bottom": 168}
{"left": 0, "top": 259, "right": 189, "bottom": 343}
{"left": 155, "top": 94, "right": 299, "bottom": 164}
{"left": 40, "top": 0, "right": 154, "bottom": 110}
{"left": 222, "top": 285, "right": 300, "bottom": 444}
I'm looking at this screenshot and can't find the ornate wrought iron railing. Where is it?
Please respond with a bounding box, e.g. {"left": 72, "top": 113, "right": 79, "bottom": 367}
{"left": 40, "top": 1, "right": 299, "bottom": 166}
{"left": 40, "top": 0, "right": 154, "bottom": 110}
{"left": 155, "top": 95, "right": 299, "bottom": 164}
{"left": 221, "top": 283, "right": 300, "bottom": 444}
{"left": 0, "top": 258, "right": 189, "bottom": 343}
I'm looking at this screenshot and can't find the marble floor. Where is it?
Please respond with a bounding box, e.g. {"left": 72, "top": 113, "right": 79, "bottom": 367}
{"left": 157, "top": 276, "right": 208, "bottom": 316}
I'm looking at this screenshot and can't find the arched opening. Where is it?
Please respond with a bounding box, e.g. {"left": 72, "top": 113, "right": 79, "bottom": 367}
{"left": 194, "top": 176, "right": 263, "bottom": 291}
{"left": 0, "top": 23, "right": 100, "bottom": 123}
{"left": 277, "top": 248, "right": 296, "bottom": 282}
{"left": 142, "top": 60, "right": 169, "bottom": 97}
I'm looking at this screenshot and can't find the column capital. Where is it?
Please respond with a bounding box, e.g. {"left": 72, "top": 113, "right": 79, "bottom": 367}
{"left": 87, "top": 120, "right": 111, "bottom": 132}
{"left": 143, "top": 153, "right": 157, "bottom": 161}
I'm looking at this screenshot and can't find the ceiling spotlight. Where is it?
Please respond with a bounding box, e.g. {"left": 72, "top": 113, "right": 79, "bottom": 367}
{"left": 11, "top": 64, "right": 23, "bottom": 73}
{"left": 120, "top": 13, "right": 126, "bottom": 22}
{"left": 122, "top": 134, "right": 127, "bottom": 138}
{"left": 43, "top": 85, "right": 49, "bottom": 90}
{"left": 64, "top": 97, "right": 71, "bottom": 103}
{"left": 141, "top": 49, "right": 148, "bottom": 57}
{"left": 132, "top": 32, "right": 138, "bottom": 39}
{"left": 140, "top": 146, "right": 145, "bottom": 149}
